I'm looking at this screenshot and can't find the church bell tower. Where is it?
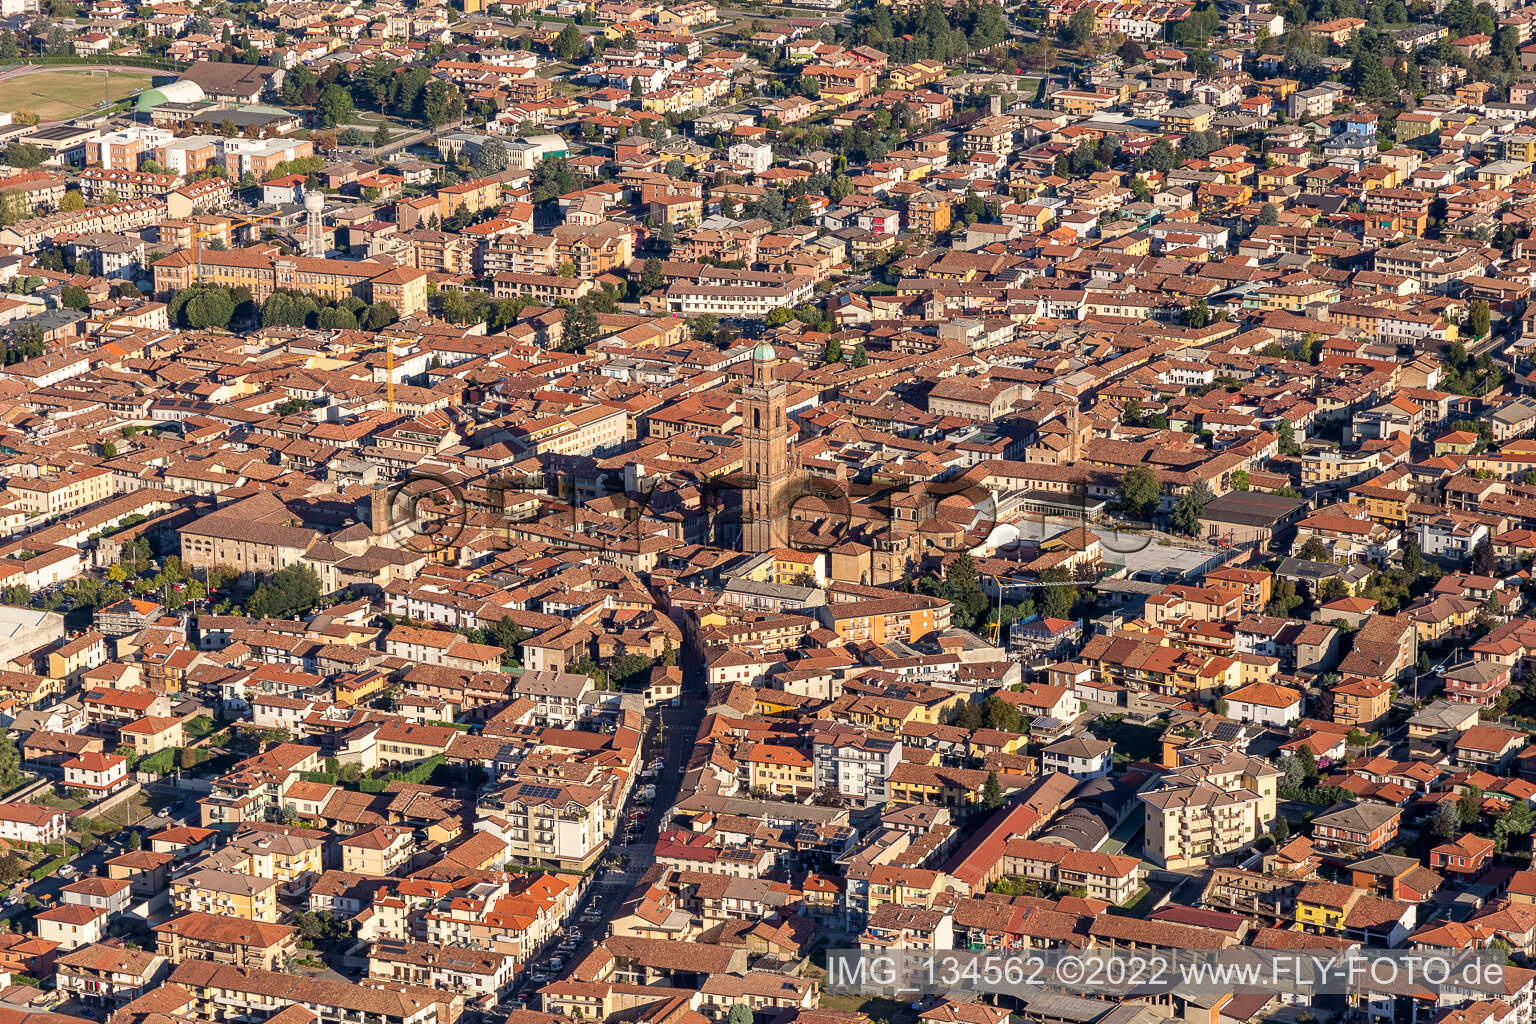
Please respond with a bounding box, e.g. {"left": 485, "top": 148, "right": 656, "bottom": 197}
{"left": 742, "top": 341, "right": 792, "bottom": 553}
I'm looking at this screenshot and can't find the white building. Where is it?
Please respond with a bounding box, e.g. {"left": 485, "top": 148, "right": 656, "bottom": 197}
{"left": 0, "top": 802, "right": 66, "bottom": 844}
{"left": 812, "top": 727, "right": 903, "bottom": 805}
{"left": 1417, "top": 516, "right": 1489, "bottom": 564}
{"left": 1040, "top": 735, "right": 1114, "bottom": 779}
{"left": 1222, "top": 682, "right": 1304, "bottom": 727}
{"left": 728, "top": 141, "right": 774, "bottom": 175}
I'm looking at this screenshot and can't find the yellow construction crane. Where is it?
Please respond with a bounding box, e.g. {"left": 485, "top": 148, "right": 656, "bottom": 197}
{"left": 270, "top": 337, "right": 400, "bottom": 414}
{"left": 191, "top": 210, "right": 287, "bottom": 281}
{"left": 985, "top": 571, "right": 1035, "bottom": 646}
{"left": 348, "top": 337, "right": 398, "bottom": 414}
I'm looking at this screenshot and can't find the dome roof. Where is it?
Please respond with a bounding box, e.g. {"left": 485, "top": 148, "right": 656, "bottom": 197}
{"left": 135, "top": 79, "right": 205, "bottom": 113}
{"left": 753, "top": 341, "right": 775, "bottom": 361}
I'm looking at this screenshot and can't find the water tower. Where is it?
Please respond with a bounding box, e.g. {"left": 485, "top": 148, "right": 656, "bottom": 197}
{"left": 303, "top": 191, "right": 325, "bottom": 257}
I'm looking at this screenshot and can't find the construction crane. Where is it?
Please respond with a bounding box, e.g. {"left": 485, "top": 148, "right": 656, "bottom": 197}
{"left": 348, "top": 337, "right": 399, "bottom": 414}
{"left": 983, "top": 569, "right": 1095, "bottom": 645}
{"left": 270, "top": 337, "right": 400, "bottom": 414}
{"left": 985, "top": 571, "right": 1036, "bottom": 646}
{"left": 191, "top": 209, "right": 288, "bottom": 282}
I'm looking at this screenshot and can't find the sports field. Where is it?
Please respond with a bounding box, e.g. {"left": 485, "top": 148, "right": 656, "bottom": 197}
{"left": 0, "top": 67, "right": 157, "bottom": 122}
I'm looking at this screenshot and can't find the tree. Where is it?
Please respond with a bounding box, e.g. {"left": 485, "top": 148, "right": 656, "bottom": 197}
{"left": 101, "top": 440, "right": 117, "bottom": 459}
{"left": 561, "top": 301, "right": 601, "bottom": 352}
{"left": 982, "top": 771, "right": 1003, "bottom": 811}
{"left": 1119, "top": 466, "right": 1160, "bottom": 518}
{"left": 1496, "top": 798, "right": 1535, "bottom": 852}
{"left": 1273, "top": 815, "right": 1290, "bottom": 842}
{"left": 1458, "top": 784, "right": 1484, "bottom": 827}
{"left": 555, "top": 22, "right": 585, "bottom": 61}
{"left": 1187, "top": 296, "right": 1210, "bottom": 328}
{"left": 824, "top": 337, "right": 842, "bottom": 364}
{"left": 691, "top": 314, "right": 718, "bottom": 342}
{"left": 1061, "top": 6, "right": 1095, "bottom": 45}
{"left": 175, "top": 285, "right": 236, "bottom": 329}
{"left": 363, "top": 302, "right": 396, "bottom": 331}
{"left": 1317, "top": 577, "right": 1349, "bottom": 602}
{"left": 316, "top": 84, "right": 354, "bottom": 127}
{"left": 1258, "top": 203, "right": 1279, "bottom": 226}
{"left": 1276, "top": 419, "right": 1301, "bottom": 456}
{"left": 421, "top": 81, "right": 465, "bottom": 129}
{"left": 491, "top": 616, "right": 530, "bottom": 661}
{"left": 1471, "top": 538, "right": 1496, "bottom": 575}
{"left": 0, "top": 191, "right": 25, "bottom": 228}
{"left": 850, "top": 344, "right": 868, "bottom": 367}
{"left": 1144, "top": 139, "right": 1175, "bottom": 173}
{"left": 1296, "top": 747, "right": 1319, "bottom": 788}
{"left": 373, "top": 125, "right": 393, "bottom": 149}
{"left": 1279, "top": 752, "right": 1305, "bottom": 792}
{"left": 638, "top": 258, "right": 663, "bottom": 295}
{"left": 245, "top": 563, "right": 322, "bottom": 619}
{"left": 1353, "top": 54, "right": 1396, "bottom": 98}
{"left": 3, "top": 142, "right": 45, "bottom": 169}
{"left": 1296, "top": 536, "right": 1332, "bottom": 563}
{"left": 0, "top": 731, "right": 20, "bottom": 791}
{"left": 727, "top": 1006, "right": 754, "bottom": 1024}
{"left": 1169, "top": 479, "right": 1214, "bottom": 536}
{"left": 1179, "top": 130, "right": 1211, "bottom": 161}
{"left": 1433, "top": 801, "right": 1461, "bottom": 838}
{"left": 1468, "top": 299, "right": 1491, "bottom": 340}
{"left": 474, "top": 138, "right": 508, "bottom": 174}
{"left": 1402, "top": 538, "right": 1423, "bottom": 576}
{"left": 942, "top": 552, "right": 987, "bottom": 631}
{"left": 60, "top": 284, "right": 89, "bottom": 310}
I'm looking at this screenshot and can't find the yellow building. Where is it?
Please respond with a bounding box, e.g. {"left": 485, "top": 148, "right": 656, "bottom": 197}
{"left": 1294, "top": 882, "right": 1361, "bottom": 933}
{"left": 9, "top": 467, "right": 113, "bottom": 516}
{"left": 120, "top": 716, "right": 184, "bottom": 757}
{"left": 1331, "top": 676, "right": 1392, "bottom": 729}
{"left": 170, "top": 869, "right": 281, "bottom": 923}
{"left": 340, "top": 825, "right": 415, "bottom": 876}
{"left": 153, "top": 245, "right": 428, "bottom": 316}
{"left": 743, "top": 744, "right": 814, "bottom": 797}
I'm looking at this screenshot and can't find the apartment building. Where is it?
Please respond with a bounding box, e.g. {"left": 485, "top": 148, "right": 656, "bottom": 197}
{"left": 367, "top": 940, "right": 516, "bottom": 1003}
{"left": 167, "top": 960, "right": 461, "bottom": 1024}
{"left": 170, "top": 869, "right": 282, "bottom": 923}
{"left": 153, "top": 245, "right": 429, "bottom": 316}
{"left": 154, "top": 911, "right": 300, "bottom": 970}
{"left": 476, "top": 780, "right": 607, "bottom": 871}
{"left": 811, "top": 726, "right": 902, "bottom": 806}
{"left": 1140, "top": 750, "right": 1281, "bottom": 869}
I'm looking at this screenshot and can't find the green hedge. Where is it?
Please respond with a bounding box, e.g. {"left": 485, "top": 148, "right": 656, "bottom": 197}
{"left": 360, "top": 754, "right": 445, "bottom": 793}
{"left": 0, "top": 56, "right": 188, "bottom": 71}
{"left": 30, "top": 854, "right": 67, "bottom": 881}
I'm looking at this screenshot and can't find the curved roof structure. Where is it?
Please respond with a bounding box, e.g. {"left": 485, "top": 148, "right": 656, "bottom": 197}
{"left": 135, "top": 79, "right": 205, "bottom": 113}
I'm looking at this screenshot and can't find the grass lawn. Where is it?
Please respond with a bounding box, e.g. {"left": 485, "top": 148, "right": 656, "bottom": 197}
{"left": 819, "top": 994, "right": 917, "bottom": 1024}
{"left": 0, "top": 68, "right": 157, "bottom": 121}
{"left": 35, "top": 790, "right": 86, "bottom": 811}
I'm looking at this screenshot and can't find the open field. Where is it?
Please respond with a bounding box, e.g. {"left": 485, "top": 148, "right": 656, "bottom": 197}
{"left": 0, "top": 67, "right": 157, "bottom": 121}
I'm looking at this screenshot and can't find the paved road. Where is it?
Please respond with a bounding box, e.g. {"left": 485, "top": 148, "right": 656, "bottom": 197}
{"left": 521, "top": 672, "right": 704, "bottom": 1002}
